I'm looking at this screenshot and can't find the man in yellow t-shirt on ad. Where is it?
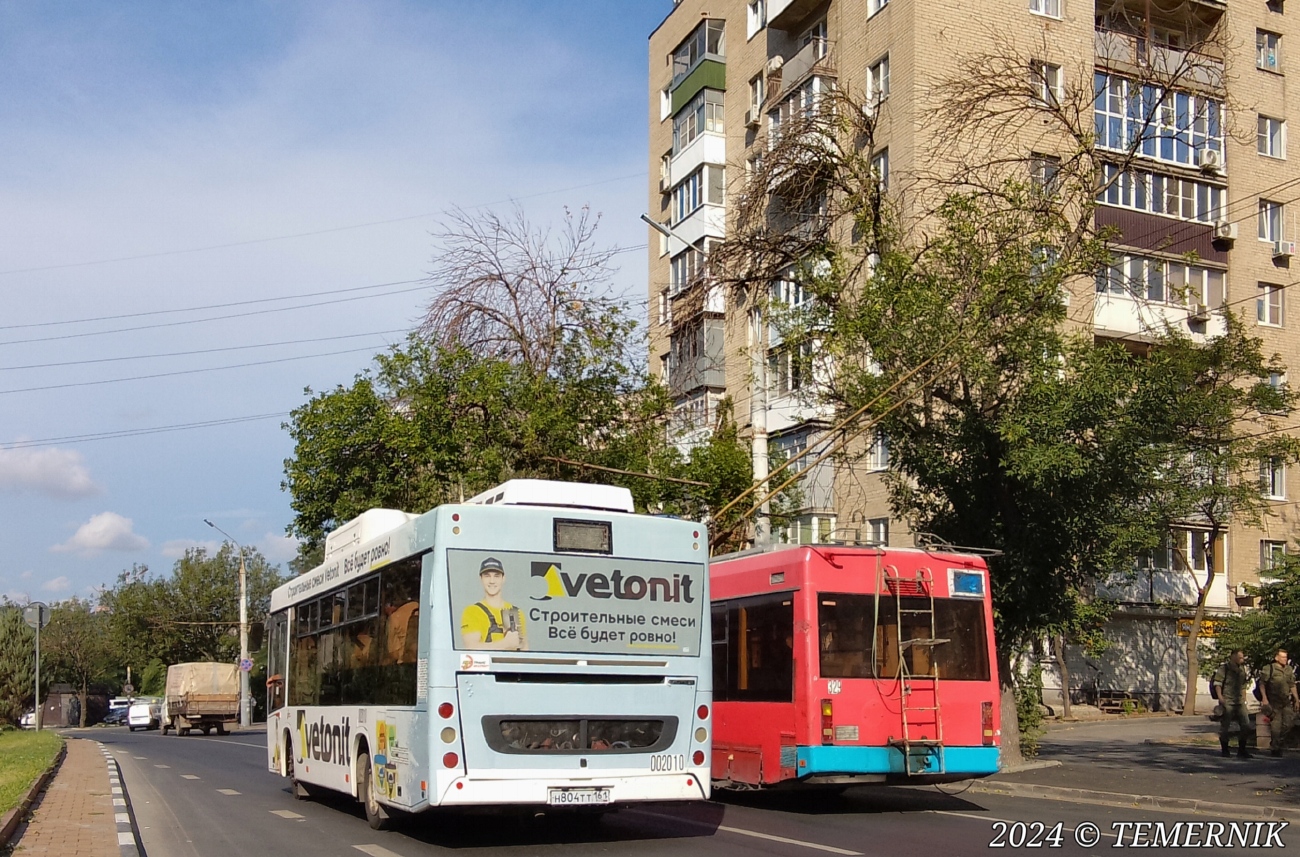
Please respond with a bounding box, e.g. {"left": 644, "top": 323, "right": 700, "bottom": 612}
{"left": 460, "top": 557, "right": 526, "bottom": 650}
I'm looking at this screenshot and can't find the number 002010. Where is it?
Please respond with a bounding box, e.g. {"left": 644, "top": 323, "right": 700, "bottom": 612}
{"left": 649, "top": 753, "right": 686, "bottom": 772}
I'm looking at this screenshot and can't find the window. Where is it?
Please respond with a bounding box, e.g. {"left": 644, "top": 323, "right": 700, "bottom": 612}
{"left": 659, "top": 352, "right": 671, "bottom": 383}
{"left": 1140, "top": 529, "right": 1208, "bottom": 574}
{"left": 1096, "top": 253, "right": 1225, "bottom": 308}
{"left": 1260, "top": 200, "right": 1285, "bottom": 242}
{"left": 657, "top": 290, "right": 669, "bottom": 326}
{"left": 818, "top": 593, "right": 990, "bottom": 681}
{"left": 1261, "top": 457, "right": 1286, "bottom": 499}
{"left": 1259, "top": 116, "right": 1286, "bottom": 158}
{"left": 670, "top": 240, "right": 708, "bottom": 294}
{"left": 1262, "top": 540, "right": 1287, "bottom": 572}
{"left": 1030, "top": 0, "right": 1061, "bottom": 17}
{"left": 747, "top": 0, "right": 766, "bottom": 39}
{"left": 1259, "top": 283, "right": 1285, "bottom": 326}
{"left": 712, "top": 595, "right": 794, "bottom": 702}
{"left": 871, "top": 149, "right": 890, "bottom": 191}
{"left": 1031, "top": 61, "right": 1062, "bottom": 107}
{"left": 672, "top": 19, "right": 725, "bottom": 86}
{"left": 1031, "top": 154, "right": 1061, "bottom": 195}
{"left": 672, "top": 168, "right": 702, "bottom": 224}
{"left": 869, "top": 0, "right": 889, "bottom": 16}
{"left": 775, "top": 514, "right": 836, "bottom": 545}
{"left": 1094, "top": 73, "right": 1224, "bottom": 168}
{"left": 867, "top": 517, "right": 889, "bottom": 546}
{"left": 749, "top": 73, "right": 765, "bottom": 116}
{"left": 1096, "top": 164, "right": 1224, "bottom": 223}
{"left": 1258, "top": 30, "right": 1281, "bottom": 72}
{"left": 769, "top": 75, "right": 832, "bottom": 143}
{"left": 660, "top": 86, "right": 672, "bottom": 122}
{"left": 867, "top": 432, "right": 890, "bottom": 471}
{"left": 799, "top": 20, "right": 827, "bottom": 58}
{"left": 289, "top": 557, "right": 420, "bottom": 708}
{"left": 672, "top": 90, "right": 725, "bottom": 155}
{"left": 659, "top": 152, "right": 671, "bottom": 191}
{"left": 868, "top": 55, "right": 890, "bottom": 107}
{"left": 768, "top": 342, "right": 813, "bottom": 396}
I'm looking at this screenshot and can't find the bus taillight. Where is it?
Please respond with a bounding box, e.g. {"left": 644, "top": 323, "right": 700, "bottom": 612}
{"left": 438, "top": 702, "right": 454, "bottom": 719}
{"left": 981, "top": 702, "right": 994, "bottom": 745}
{"left": 443, "top": 752, "right": 459, "bottom": 768}
{"left": 820, "top": 699, "right": 834, "bottom": 745}
{"left": 692, "top": 750, "right": 705, "bottom": 766}
{"left": 697, "top": 704, "right": 709, "bottom": 720}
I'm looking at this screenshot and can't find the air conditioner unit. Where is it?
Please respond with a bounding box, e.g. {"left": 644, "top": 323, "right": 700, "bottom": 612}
{"left": 745, "top": 109, "right": 760, "bottom": 129}
{"left": 1274, "top": 240, "right": 1296, "bottom": 259}
{"left": 1189, "top": 300, "right": 1209, "bottom": 322}
{"left": 1197, "top": 148, "right": 1224, "bottom": 174}
{"left": 766, "top": 56, "right": 784, "bottom": 74}
{"left": 1213, "top": 220, "right": 1237, "bottom": 242}
{"left": 659, "top": 176, "right": 670, "bottom": 192}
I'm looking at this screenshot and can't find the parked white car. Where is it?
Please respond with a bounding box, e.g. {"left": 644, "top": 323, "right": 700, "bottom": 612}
{"left": 127, "top": 698, "right": 162, "bottom": 731}
{"left": 19, "top": 709, "right": 35, "bottom": 729}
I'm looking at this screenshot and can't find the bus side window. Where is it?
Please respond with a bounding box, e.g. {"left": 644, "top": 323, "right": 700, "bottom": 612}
{"left": 714, "top": 595, "right": 793, "bottom": 702}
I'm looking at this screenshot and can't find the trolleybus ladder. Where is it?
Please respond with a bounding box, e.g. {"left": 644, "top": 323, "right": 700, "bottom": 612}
{"left": 881, "top": 564, "right": 948, "bottom": 775}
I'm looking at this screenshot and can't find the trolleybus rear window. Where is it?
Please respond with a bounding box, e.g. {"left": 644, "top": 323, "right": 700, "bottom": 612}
{"left": 818, "top": 594, "right": 990, "bottom": 682}
{"left": 711, "top": 594, "right": 794, "bottom": 702}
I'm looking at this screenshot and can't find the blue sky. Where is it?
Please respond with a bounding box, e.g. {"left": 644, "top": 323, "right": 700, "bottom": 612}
{"left": 0, "top": 1, "right": 671, "bottom": 601}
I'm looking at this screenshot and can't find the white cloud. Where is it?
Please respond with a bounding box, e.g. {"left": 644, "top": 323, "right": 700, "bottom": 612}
{"left": 51, "top": 512, "right": 150, "bottom": 556}
{"left": 0, "top": 446, "right": 101, "bottom": 499}
{"left": 2, "top": 591, "right": 30, "bottom": 605}
{"left": 42, "top": 576, "right": 71, "bottom": 593}
{"left": 19, "top": 570, "right": 33, "bottom": 580}
{"left": 159, "top": 538, "right": 221, "bottom": 559}
{"left": 258, "top": 532, "right": 302, "bottom": 564}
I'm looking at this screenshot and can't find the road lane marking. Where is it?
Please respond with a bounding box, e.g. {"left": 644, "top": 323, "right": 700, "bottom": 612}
{"left": 217, "top": 789, "right": 241, "bottom": 796}
{"left": 132, "top": 756, "right": 147, "bottom": 760}
{"left": 355, "top": 846, "right": 406, "bottom": 857}
{"left": 623, "top": 809, "right": 862, "bottom": 855}
{"left": 154, "top": 764, "right": 170, "bottom": 768}
{"left": 182, "top": 775, "right": 200, "bottom": 780}
{"left": 270, "top": 810, "right": 304, "bottom": 819}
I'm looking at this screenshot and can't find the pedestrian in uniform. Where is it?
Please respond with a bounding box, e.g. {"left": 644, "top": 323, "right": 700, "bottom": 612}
{"left": 1211, "top": 649, "right": 1252, "bottom": 758}
{"left": 1259, "top": 647, "right": 1300, "bottom": 757}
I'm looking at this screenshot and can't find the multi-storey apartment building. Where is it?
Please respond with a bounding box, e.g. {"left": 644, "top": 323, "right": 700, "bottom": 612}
{"left": 648, "top": 0, "right": 1300, "bottom": 709}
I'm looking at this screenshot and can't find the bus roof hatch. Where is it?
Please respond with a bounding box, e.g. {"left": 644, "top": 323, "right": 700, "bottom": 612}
{"left": 466, "top": 479, "right": 634, "bottom": 513}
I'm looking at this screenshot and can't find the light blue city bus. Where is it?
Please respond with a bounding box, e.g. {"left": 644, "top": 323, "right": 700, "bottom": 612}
{"left": 264, "top": 480, "right": 711, "bottom": 828}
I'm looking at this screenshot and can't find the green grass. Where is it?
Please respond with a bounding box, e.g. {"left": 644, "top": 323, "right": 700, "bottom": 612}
{"left": 0, "top": 731, "right": 62, "bottom": 816}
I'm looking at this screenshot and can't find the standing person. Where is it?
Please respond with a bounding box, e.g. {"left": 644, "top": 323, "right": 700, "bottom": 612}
{"left": 1211, "top": 649, "right": 1251, "bottom": 759}
{"left": 1259, "top": 647, "right": 1300, "bottom": 757}
{"left": 460, "top": 557, "right": 525, "bottom": 651}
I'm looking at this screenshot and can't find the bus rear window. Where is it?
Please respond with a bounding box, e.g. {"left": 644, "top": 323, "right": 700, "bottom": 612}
{"left": 819, "top": 594, "right": 990, "bottom": 682}
{"left": 493, "top": 718, "right": 668, "bottom": 753}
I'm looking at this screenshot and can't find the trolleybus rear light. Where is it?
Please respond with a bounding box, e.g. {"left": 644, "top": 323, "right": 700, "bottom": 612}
{"left": 692, "top": 750, "right": 705, "bottom": 766}
{"left": 443, "top": 752, "right": 459, "bottom": 768}
{"left": 452, "top": 513, "right": 460, "bottom": 521}
{"left": 438, "top": 702, "right": 454, "bottom": 719}
{"left": 820, "top": 698, "right": 834, "bottom": 745}
{"left": 697, "top": 704, "right": 709, "bottom": 720}
{"left": 981, "top": 701, "right": 994, "bottom": 746}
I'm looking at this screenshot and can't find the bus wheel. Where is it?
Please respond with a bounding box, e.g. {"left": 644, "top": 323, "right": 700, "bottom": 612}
{"left": 357, "top": 751, "right": 391, "bottom": 831}
{"left": 287, "top": 753, "right": 311, "bottom": 801}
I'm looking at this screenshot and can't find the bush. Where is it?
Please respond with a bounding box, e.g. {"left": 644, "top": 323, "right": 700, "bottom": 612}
{"left": 1015, "top": 663, "right": 1045, "bottom": 758}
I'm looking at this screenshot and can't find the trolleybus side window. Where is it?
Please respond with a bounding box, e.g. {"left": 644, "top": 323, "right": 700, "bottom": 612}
{"left": 712, "top": 594, "right": 794, "bottom": 702}
{"left": 288, "top": 555, "right": 422, "bottom": 707}
{"left": 818, "top": 593, "right": 990, "bottom": 682}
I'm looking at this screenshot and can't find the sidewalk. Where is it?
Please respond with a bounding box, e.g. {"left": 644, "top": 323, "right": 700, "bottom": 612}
{"left": 10, "top": 738, "right": 120, "bottom": 857}
{"left": 972, "top": 714, "right": 1300, "bottom": 819}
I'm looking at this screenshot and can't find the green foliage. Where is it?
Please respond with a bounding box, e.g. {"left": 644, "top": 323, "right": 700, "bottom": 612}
{"left": 139, "top": 658, "right": 168, "bottom": 697}
{"left": 99, "top": 546, "right": 284, "bottom": 677}
{"left": 0, "top": 605, "right": 35, "bottom": 726}
{"left": 43, "top": 599, "right": 116, "bottom": 724}
{"left": 1216, "top": 555, "right": 1300, "bottom": 671}
{"left": 1014, "top": 662, "right": 1045, "bottom": 758}
{"left": 283, "top": 337, "right": 754, "bottom": 558}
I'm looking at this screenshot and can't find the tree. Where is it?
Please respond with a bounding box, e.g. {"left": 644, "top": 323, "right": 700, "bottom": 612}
{"left": 43, "top": 599, "right": 115, "bottom": 727}
{"left": 0, "top": 604, "right": 35, "bottom": 726}
{"left": 1135, "top": 320, "right": 1300, "bottom": 714}
{"left": 100, "top": 546, "right": 284, "bottom": 672}
{"left": 1215, "top": 554, "right": 1300, "bottom": 673}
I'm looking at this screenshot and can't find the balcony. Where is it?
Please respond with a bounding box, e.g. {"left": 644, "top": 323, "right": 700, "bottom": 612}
{"left": 766, "top": 0, "right": 827, "bottom": 32}
{"left": 1092, "top": 290, "right": 1227, "bottom": 343}
{"left": 1095, "top": 29, "right": 1224, "bottom": 90}
{"left": 773, "top": 38, "right": 835, "bottom": 99}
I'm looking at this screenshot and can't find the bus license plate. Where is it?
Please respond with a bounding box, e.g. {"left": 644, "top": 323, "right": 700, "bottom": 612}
{"left": 547, "top": 787, "right": 611, "bottom": 806}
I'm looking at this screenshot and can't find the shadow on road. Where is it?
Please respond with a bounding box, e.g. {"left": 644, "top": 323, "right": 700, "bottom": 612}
{"left": 717, "top": 783, "right": 990, "bottom": 816}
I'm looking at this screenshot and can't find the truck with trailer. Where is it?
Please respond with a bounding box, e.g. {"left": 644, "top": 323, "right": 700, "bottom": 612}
{"left": 161, "top": 662, "right": 240, "bottom": 736}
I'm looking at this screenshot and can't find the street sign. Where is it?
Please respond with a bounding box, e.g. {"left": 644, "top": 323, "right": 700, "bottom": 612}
{"left": 22, "top": 602, "right": 50, "bottom": 630}
{"left": 122, "top": 683, "right": 135, "bottom": 696}
{"left": 239, "top": 658, "right": 253, "bottom": 672}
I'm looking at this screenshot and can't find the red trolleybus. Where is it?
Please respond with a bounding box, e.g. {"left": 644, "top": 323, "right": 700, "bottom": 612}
{"left": 709, "top": 543, "right": 999, "bottom": 788}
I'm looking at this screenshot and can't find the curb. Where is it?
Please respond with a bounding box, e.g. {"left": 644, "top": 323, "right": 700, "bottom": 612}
{"left": 969, "top": 779, "right": 1297, "bottom": 822}
{"left": 97, "top": 743, "right": 143, "bottom": 857}
{"left": 0, "top": 739, "right": 66, "bottom": 848}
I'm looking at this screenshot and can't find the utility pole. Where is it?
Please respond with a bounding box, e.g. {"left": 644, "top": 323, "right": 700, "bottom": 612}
{"left": 642, "top": 214, "right": 771, "bottom": 547}
{"left": 204, "top": 520, "right": 251, "bottom": 728}
{"left": 23, "top": 602, "right": 49, "bottom": 730}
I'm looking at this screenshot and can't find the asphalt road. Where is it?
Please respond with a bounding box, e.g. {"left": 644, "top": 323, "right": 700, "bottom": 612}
{"left": 71, "top": 725, "right": 1294, "bottom": 856}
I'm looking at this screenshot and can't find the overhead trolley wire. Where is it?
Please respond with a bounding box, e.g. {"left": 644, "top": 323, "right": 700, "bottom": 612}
{"left": 1, "top": 412, "right": 289, "bottom": 450}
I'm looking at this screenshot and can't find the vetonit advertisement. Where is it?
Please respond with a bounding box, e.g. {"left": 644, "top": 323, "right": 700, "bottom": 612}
{"left": 447, "top": 549, "right": 704, "bottom": 656}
